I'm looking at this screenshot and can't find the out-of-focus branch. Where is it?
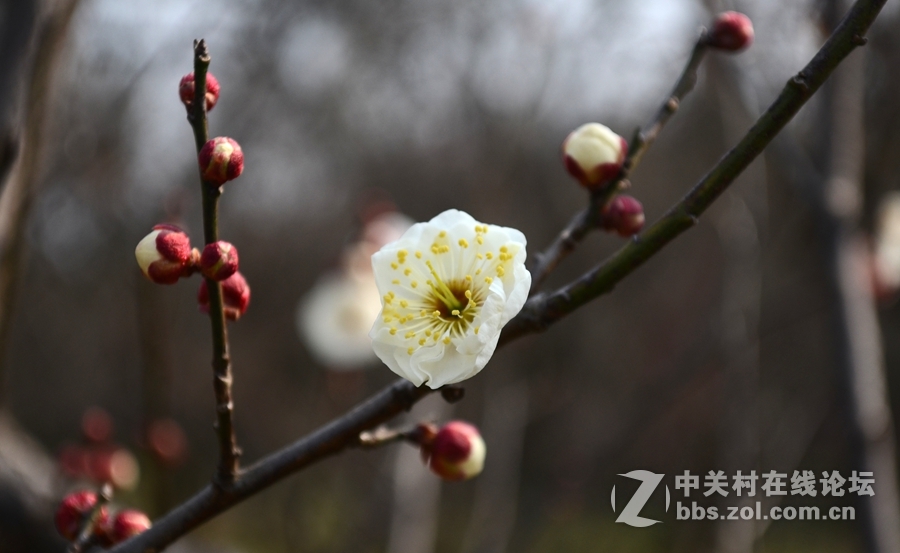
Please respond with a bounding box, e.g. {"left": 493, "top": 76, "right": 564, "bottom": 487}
{"left": 504, "top": 0, "right": 886, "bottom": 344}
{"left": 529, "top": 36, "right": 709, "bottom": 291}
{"left": 108, "top": 1, "right": 887, "bottom": 551}
{"left": 0, "top": 0, "right": 79, "bottom": 407}
{"left": 186, "top": 40, "right": 240, "bottom": 486}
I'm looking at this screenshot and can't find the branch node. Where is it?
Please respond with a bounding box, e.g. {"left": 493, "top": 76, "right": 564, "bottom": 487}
{"left": 665, "top": 97, "right": 679, "bottom": 113}
{"left": 791, "top": 74, "right": 811, "bottom": 93}
{"left": 851, "top": 34, "right": 868, "bottom": 46}
{"left": 440, "top": 386, "right": 466, "bottom": 403}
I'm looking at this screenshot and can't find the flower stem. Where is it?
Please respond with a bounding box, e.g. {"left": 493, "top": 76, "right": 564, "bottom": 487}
{"left": 506, "top": 0, "right": 885, "bottom": 344}
{"left": 188, "top": 39, "right": 240, "bottom": 486}
{"left": 530, "top": 35, "right": 709, "bottom": 292}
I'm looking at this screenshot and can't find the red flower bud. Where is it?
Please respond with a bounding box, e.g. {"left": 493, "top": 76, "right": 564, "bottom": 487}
{"left": 55, "top": 491, "right": 108, "bottom": 541}
{"left": 601, "top": 195, "right": 645, "bottom": 237}
{"left": 106, "top": 510, "right": 152, "bottom": 544}
{"left": 81, "top": 406, "right": 113, "bottom": 444}
{"left": 178, "top": 71, "right": 220, "bottom": 111}
{"left": 198, "top": 137, "right": 244, "bottom": 186}
{"left": 87, "top": 448, "right": 140, "bottom": 490}
{"left": 707, "top": 12, "right": 754, "bottom": 52}
{"left": 198, "top": 271, "right": 251, "bottom": 321}
{"left": 562, "top": 123, "right": 627, "bottom": 191}
{"left": 135, "top": 224, "right": 193, "bottom": 285}
{"left": 145, "top": 418, "right": 189, "bottom": 467}
{"left": 425, "top": 421, "right": 486, "bottom": 481}
{"left": 200, "top": 241, "right": 239, "bottom": 281}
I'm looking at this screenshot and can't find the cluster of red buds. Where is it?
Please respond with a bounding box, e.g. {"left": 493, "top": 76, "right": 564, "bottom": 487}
{"left": 55, "top": 490, "right": 151, "bottom": 546}
{"left": 411, "top": 421, "right": 486, "bottom": 481}
{"left": 58, "top": 407, "right": 140, "bottom": 491}
{"left": 560, "top": 124, "right": 645, "bottom": 236}
{"left": 135, "top": 228, "right": 249, "bottom": 319}
{"left": 134, "top": 72, "right": 251, "bottom": 318}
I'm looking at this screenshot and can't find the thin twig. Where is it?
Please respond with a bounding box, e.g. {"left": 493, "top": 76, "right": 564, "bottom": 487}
{"left": 187, "top": 40, "right": 240, "bottom": 486}
{"left": 529, "top": 35, "right": 709, "bottom": 291}
{"left": 66, "top": 483, "right": 113, "bottom": 553}
{"left": 110, "top": 380, "right": 431, "bottom": 553}
{"left": 503, "top": 0, "right": 886, "bottom": 344}
{"left": 109, "top": 1, "right": 886, "bottom": 551}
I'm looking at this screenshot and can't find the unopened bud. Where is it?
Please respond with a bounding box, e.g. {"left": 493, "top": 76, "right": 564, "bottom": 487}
{"left": 562, "top": 123, "right": 627, "bottom": 191}
{"left": 178, "top": 71, "right": 220, "bottom": 111}
{"left": 198, "top": 137, "right": 244, "bottom": 186}
{"left": 55, "top": 491, "right": 108, "bottom": 541}
{"left": 426, "top": 421, "right": 486, "bottom": 481}
{"left": 707, "top": 12, "right": 754, "bottom": 52}
{"left": 135, "top": 224, "right": 193, "bottom": 285}
{"left": 198, "top": 271, "right": 251, "bottom": 321}
{"left": 200, "top": 241, "right": 239, "bottom": 281}
{"left": 81, "top": 406, "right": 113, "bottom": 444}
{"left": 107, "top": 510, "right": 152, "bottom": 544}
{"left": 87, "top": 448, "right": 140, "bottom": 491}
{"left": 145, "top": 418, "right": 189, "bottom": 467}
{"left": 601, "top": 195, "right": 645, "bottom": 237}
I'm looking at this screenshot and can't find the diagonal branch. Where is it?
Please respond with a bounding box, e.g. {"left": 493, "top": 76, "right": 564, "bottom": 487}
{"left": 503, "top": 0, "right": 885, "bottom": 344}
{"left": 186, "top": 40, "right": 240, "bottom": 486}
{"left": 108, "top": 0, "right": 887, "bottom": 550}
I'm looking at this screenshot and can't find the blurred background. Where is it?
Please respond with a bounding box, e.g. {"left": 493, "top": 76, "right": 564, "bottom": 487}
{"left": 1, "top": 0, "right": 900, "bottom": 552}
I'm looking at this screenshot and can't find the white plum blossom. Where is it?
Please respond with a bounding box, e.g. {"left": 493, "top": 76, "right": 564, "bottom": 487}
{"left": 298, "top": 212, "right": 413, "bottom": 370}
{"left": 875, "top": 192, "right": 900, "bottom": 290}
{"left": 369, "top": 209, "right": 530, "bottom": 388}
{"left": 298, "top": 268, "right": 383, "bottom": 369}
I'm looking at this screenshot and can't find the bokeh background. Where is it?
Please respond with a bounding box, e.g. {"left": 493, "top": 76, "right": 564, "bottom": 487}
{"left": 1, "top": 0, "right": 900, "bottom": 552}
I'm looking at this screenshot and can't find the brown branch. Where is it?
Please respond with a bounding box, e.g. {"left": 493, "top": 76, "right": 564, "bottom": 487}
{"left": 186, "top": 40, "right": 240, "bottom": 486}
{"left": 110, "top": 380, "right": 431, "bottom": 553}
{"left": 503, "top": 0, "right": 887, "bottom": 344}
{"left": 108, "top": 1, "right": 887, "bottom": 550}
{"left": 529, "top": 34, "right": 709, "bottom": 291}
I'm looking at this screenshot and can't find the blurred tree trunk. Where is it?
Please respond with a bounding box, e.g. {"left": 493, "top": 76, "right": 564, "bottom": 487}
{"left": 0, "top": 0, "right": 79, "bottom": 407}
{"left": 0, "top": 2, "right": 82, "bottom": 551}
{"left": 709, "top": 53, "right": 766, "bottom": 553}
{"left": 386, "top": 396, "right": 451, "bottom": 553}
{"left": 818, "top": 1, "right": 900, "bottom": 551}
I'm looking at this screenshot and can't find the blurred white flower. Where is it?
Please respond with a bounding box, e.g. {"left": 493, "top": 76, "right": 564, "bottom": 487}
{"left": 298, "top": 211, "right": 413, "bottom": 369}
{"left": 369, "top": 209, "right": 530, "bottom": 389}
{"left": 874, "top": 192, "right": 900, "bottom": 292}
